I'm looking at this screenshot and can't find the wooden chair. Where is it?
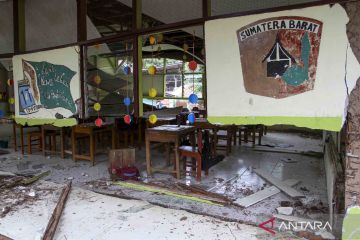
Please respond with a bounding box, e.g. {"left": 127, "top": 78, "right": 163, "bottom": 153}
{"left": 214, "top": 125, "right": 235, "bottom": 156}
{"left": 27, "top": 131, "right": 42, "bottom": 154}
{"left": 238, "top": 125, "right": 264, "bottom": 146}
{"left": 41, "top": 125, "right": 67, "bottom": 158}
{"left": 179, "top": 130, "right": 204, "bottom": 181}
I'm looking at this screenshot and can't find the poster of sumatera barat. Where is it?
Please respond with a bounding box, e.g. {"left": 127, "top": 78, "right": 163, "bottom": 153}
{"left": 237, "top": 17, "right": 323, "bottom": 98}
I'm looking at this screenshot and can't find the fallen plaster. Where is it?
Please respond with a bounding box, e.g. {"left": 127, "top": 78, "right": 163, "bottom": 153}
{"left": 0, "top": 180, "right": 265, "bottom": 240}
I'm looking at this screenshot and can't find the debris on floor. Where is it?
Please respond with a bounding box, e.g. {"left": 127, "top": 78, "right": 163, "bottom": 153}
{"left": 276, "top": 207, "right": 294, "bottom": 215}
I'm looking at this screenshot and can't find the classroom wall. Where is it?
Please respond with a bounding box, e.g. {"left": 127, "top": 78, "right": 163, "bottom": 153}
{"left": 205, "top": 4, "right": 360, "bottom": 131}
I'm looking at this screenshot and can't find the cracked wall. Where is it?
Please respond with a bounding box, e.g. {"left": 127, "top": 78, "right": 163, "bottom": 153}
{"left": 343, "top": 0, "right": 360, "bottom": 208}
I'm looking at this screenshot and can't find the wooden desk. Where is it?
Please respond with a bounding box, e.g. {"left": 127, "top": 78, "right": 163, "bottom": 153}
{"left": 72, "top": 123, "right": 115, "bottom": 165}
{"left": 145, "top": 117, "right": 177, "bottom": 128}
{"left": 145, "top": 125, "right": 195, "bottom": 179}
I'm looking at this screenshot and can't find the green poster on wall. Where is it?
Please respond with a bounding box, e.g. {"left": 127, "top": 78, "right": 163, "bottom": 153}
{"left": 23, "top": 60, "right": 76, "bottom": 114}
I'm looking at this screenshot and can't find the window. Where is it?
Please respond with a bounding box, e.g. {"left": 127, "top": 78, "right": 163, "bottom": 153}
{"left": 164, "top": 59, "right": 204, "bottom": 98}
{"left": 85, "top": 39, "right": 135, "bottom": 117}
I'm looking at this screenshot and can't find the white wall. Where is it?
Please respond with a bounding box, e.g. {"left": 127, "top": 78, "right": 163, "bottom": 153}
{"left": 205, "top": 4, "right": 360, "bottom": 131}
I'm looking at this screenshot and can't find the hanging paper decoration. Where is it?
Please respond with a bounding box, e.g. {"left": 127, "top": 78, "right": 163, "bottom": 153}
{"left": 7, "top": 79, "right": 13, "bottom": 86}
{"left": 188, "top": 60, "right": 198, "bottom": 71}
{"left": 124, "top": 114, "right": 131, "bottom": 125}
{"left": 183, "top": 43, "right": 189, "bottom": 51}
{"left": 8, "top": 97, "right": 14, "bottom": 105}
{"left": 188, "top": 31, "right": 199, "bottom": 105}
{"left": 149, "top": 88, "right": 157, "bottom": 98}
{"left": 183, "top": 54, "right": 187, "bottom": 60}
{"left": 0, "top": 110, "right": 4, "bottom": 117}
{"left": 188, "top": 112, "right": 195, "bottom": 124}
{"left": 148, "top": 66, "right": 156, "bottom": 75}
{"left": 149, "top": 114, "right": 157, "bottom": 124}
{"left": 94, "top": 75, "right": 101, "bottom": 85}
{"left": 201, "top": 48, "right": 205, "bottom": 56}
{"left": 0, "top": 94, "right": 2, "bottom": 100}
{"left": 123, "top": 66, "right": 131, "bottom": 75}
{"left": 123, "top": 97, "right": 131, "bottom": 106}
{"left": 189, "top": 93, "right": 198, "bottom": 104}
{"left": 149, "top": 35, "right": 156, "bottom": 45}
{"left": 95, "top": 117, "right": 103, "bottom": 127}
{"left": 94, "top": 102, "right": 101, "bottom": 111}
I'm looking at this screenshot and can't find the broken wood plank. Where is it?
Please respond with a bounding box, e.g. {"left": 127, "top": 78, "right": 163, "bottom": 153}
{"left": 0, "top": 176, "right": 25, "bottom": 189}
{"left": 234, "top": 179, "right": 300, "bottom": 208}
{"left": 21, "top": 171, "right": 50, "bottom": 185}
{"left": 112, "top": 181, "right": 224, "bottom": 206}
{"left": 127, "top": 180, "right": 231, "bottom": 204}
{"left": 42, "top": 181, "right": 72, "bottom": 240}
{"left": 176, "top": 183, "right": 230, "bottom": 202}
{"left": 253, "top": 169, "right": 305, "bottom": 198}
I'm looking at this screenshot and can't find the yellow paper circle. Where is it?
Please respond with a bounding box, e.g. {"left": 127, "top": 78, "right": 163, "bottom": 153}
{"left": 0, "top": 94, "right": 2, "bottom": 100}
{"left": 94, "top": 75, "right": 101, "bottom": 85}
{"left": 149, "top": 114, "right": 157, "bottom": 124}
{"left": 7, "top": 79, "right": 12, "bottom": 86}
{"left": 148, "top": 66, "right": 156, "bottom": 75}
{"left": 149, "top": 35, "right": 156, "bottom": 45}
{"left": 94, "top": 102, "right": 101, "bottom": 111}
{"left": 148, "top": 88, "right": 157, "bottom": 98}
{"left": 183, "top": 43, "right": 189, "bottom": 51}
{"left": 8, "top": 97, "right": 14, "bottom": 104}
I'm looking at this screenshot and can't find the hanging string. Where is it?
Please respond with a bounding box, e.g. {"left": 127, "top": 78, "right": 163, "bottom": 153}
{"left": 151, "top": 38, "right": 154, "bottom": 112}
{"left": 192, "top": 30, "right": 195, "bottom": 93}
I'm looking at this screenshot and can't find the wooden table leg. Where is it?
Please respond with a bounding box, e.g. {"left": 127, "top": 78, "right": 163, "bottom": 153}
{"left": 174, "top": 137, "right": 180, "bottom": 179}
{"left": 252, "top": 126, "right": 256, "bottom": 147}
{"left": 60, "top": 128, "right": 65, "bottom": 159}
{"left": 137, "top": 120, "right": 142, "bottom": 150}
{"left": 20, "top": 125, "right": 24, "bottom": 155}
{"left": 111, "top": 127, "right": 116, "bottom": 149}
{"left": 41, "top": 126, "right": 46, "bottom": 155}
{"left": 145, "top": 133, "right": 151, "bottom": 177}
{"left": 13, "top": 123, "right": 17, "bottom": 151}
{"left": 90, "top": 132, "right": 95, "bottom": 166}
{"left": 258, "top": 125, "right": 263, "bottom": 146}
{"left": 71, "top": 127, "right": 76, "bottom": 161}
{"left": 165, "top": 143, "right": 170, "bottom": 166}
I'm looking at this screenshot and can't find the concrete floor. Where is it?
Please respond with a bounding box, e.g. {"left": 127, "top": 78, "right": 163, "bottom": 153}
{"left": 0, "top": 180, "right": 266, "bottom": 240}
{"left": 0, "top": 131, "right": 328, "bottom": 227}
